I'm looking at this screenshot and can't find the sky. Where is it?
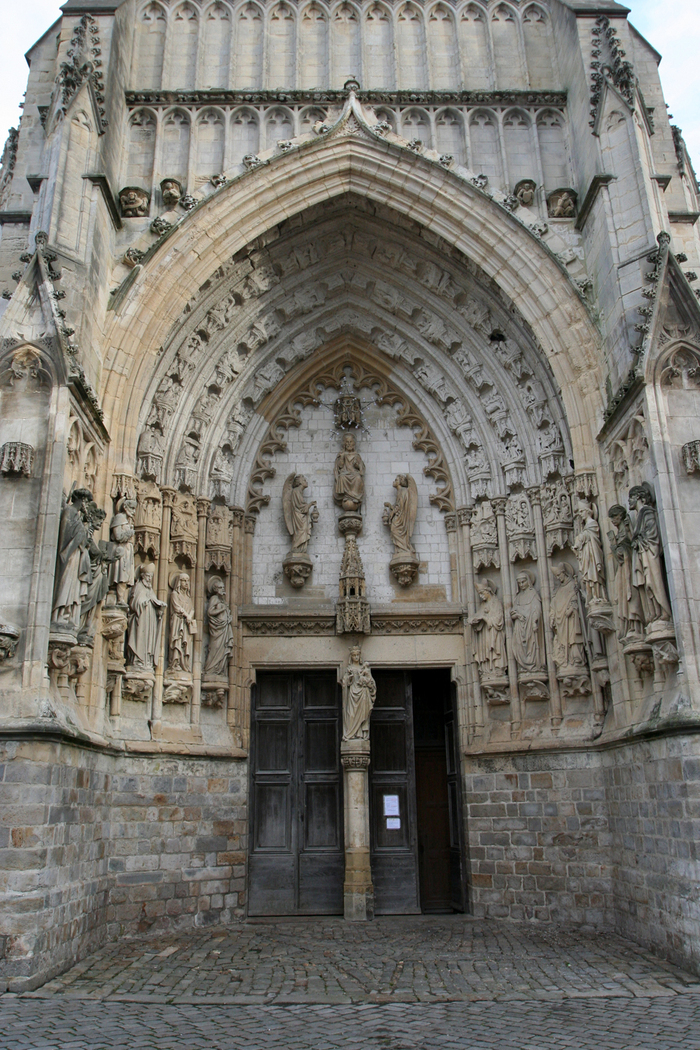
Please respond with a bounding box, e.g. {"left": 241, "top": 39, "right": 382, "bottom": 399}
{"left": 0, "top": 1, "right": 698, "bottom": 170}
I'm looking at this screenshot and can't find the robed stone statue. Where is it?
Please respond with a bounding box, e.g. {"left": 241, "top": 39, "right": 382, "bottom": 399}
{"left": 168, "top": 572, "right": 197, "bottom": 672}
{"left": 333, "top": 433, "right": 365, "bottom": 512}
{"left": 549, "top": 563, "right": 586, "bottom": 672}
{"left": 342, "top": 645, "right": 376, "bottom": 741}
{"left": 629, "top": 484, "right": 672, "bottom": 628}
{"left": 470, "top": 579, "right": 507, "bottom": 676}
{"left": 203, "top": 576, "right": 234, "bottom": 677}
{"left": 51, "top": 489, "right": 93, "bottom": 637}
{"left": 510, "top": 571, "right": 545, "bottom": 672}
{"left": 282, "top": 473, "right": 318, "bottom": 553}
{"left": 126, "top": 564, "right": 165, "bottom": 671}
{"left": 383, "top": 474, "right": 418, "bottom": 555}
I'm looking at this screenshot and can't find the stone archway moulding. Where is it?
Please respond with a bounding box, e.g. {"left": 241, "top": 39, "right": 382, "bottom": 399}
{"left": 100, "top": 109, "right": 605, "bottom": 473}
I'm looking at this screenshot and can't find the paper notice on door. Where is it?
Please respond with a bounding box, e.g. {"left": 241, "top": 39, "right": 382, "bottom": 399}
{"left": 383, "top": 794, "right": 400, "bottom": 816}
{"left": 386, "top": 817, "right": 401, "bottom": 830}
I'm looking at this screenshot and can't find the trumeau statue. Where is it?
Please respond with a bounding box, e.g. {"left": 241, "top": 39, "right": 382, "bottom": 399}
{"left": 628, "top": 484, "right": 673, "bottom": 630}
{"left": 470, "top": 579, "right": 507, "bottom": 676}
{"left": 342, "top": 645, "right": 376, "bottom": 741}
{"left": 283, "top": 473, "right": 318, "bottom": 554}
{"left": 510, "top": 571, "right": 545, "bottom": 673}
{"left": 203, "top": 576, "right": 233, "bottom": 678}
{"left": 126, "top": 564, "right": 165, "bottom": 672}
{"left": 51, "top": 489, "right": 93, "bottom": 637}
{"left": 607, "top": 505, "right": 644, "bottom": 641}
{"left": 549, "top": 563, "right": 587, "bottom": 672}
{"left": 168, "top": 572, "right": 197, "bottom": 673}
{"left": 333, "top": 433, "right": 365, "bottom": 512}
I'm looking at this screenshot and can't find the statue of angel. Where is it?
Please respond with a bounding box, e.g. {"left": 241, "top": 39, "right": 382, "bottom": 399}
{"left": 282, "top": 473, "right": 318, "bottom": 554}
{"left": 383, "top": 474, "right": 418, "bottom": 555}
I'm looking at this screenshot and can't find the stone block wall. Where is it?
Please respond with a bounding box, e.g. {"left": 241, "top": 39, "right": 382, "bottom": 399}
{"left": 463, "top": 749, "right": 614, "bottom": 926}
{"left": 0, "top": 737, "right": 247, "bottom": 991}
{"left": 463, "top": 731, "right": 700, "bottom": 976}
{"left": 602, "top": 734, "right": 700, "bottom": 976}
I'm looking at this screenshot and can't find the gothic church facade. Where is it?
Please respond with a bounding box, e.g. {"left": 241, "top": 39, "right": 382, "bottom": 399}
{"left": 1, "top": 0, "right": 700, "bottom": 988}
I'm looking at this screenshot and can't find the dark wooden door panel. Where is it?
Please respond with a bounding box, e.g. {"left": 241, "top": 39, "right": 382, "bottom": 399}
{"left": 369, "top": 671, "right": 420, "bottom": 915}
{"left": 249, "top": 671, "right": 343, "bottom": 916}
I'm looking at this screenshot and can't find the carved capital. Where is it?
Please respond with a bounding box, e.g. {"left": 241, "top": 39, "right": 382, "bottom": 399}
{"left": 160, "top": 486, "right": 177, "bottom": 509}
{"left": 230, "top": 507, "right": 245, "bottom": 528}
{"left": 491, "top": 497, "right": 508, "bottom": 516}
{"left": 444, "top": 512, "right": 458, "bottom": 533}
{"left": 341, "top": 753, "right": 371, "bottom": 769}
{"left": 457, "top": 506, "right": 474, "bottom": 527}
{"left": 526, "top": 485, "right": 542, "bottom": 507}
{"left": 244, "top": 514, "right": 257, "bottom": 535}
{"left": 196, "top": 496, "right": 212, "bottom": 518}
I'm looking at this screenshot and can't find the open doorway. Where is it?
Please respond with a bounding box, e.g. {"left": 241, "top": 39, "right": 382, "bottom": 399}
{"left": 369, "top": 669, "right": 467, "bottom": 915}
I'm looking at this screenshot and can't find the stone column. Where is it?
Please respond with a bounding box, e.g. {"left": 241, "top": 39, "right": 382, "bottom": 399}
{"left": 458, "top": 506, "right": 483, "bottom": 742}
{"left": 191, "top": 496, "right": 210, "bottom": 726}
{"left": 445, "top": 511, "right": 460, "bottom": 601}
{"left": 492, "top": 497, "right": 521, "bottom": 736}
{"left": 229, "top": 508, "right": 244, "bottom": 747}
{"left": 528, "top": 486, "right": 562, "bottom": 728}
{"left": 153, "top": 486, "right": 176, "bottom": 734}
{"left": 341, "top": 740, "right": 374, "bottom": 922}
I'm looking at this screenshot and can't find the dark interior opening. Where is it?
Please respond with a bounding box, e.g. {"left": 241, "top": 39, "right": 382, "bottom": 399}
{"left": 412, "top": 669, "right": 457, "bottom": 914}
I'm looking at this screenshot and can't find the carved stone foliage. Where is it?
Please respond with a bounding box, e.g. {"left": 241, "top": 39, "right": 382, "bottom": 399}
{"left": 0, "top": 441, "right": 34, "bottom": 477}
{"left": 682, "top": 440, "right": 700, "bottom": 474}
{"left": 246, "top": 359, "right": 454, "bottom": 517}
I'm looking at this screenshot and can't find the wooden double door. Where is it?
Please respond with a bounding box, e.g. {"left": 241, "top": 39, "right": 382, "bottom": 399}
{"left": 248, "top": 671, "right": 344, "bottom": 915}
{"left": 248, "top": 668, "right": 466, "bottom": 916}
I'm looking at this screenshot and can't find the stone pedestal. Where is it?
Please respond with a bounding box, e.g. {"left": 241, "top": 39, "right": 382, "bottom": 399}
{"left": 341, "top": 738, "right": 374, "bottom": 922}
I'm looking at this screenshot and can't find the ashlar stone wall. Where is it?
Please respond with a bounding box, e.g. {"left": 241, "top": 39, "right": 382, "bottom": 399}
{"left": 0, "top": 737, "right": 247, "bottom": 991}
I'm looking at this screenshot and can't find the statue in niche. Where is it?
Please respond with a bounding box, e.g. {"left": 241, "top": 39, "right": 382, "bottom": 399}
{"left": 78, "top": 501, "right": 110, "bottom": 646}
{"left": 160, "top": 179, "right": 182, "bottom": 207}
{"left": 283, "top": 474, "right": 318, "bottom": 554}
{"left": 510, "top": 571, "right": 545, "bottom": 673}
{"left": 607, "top": 505, "right": 644, "bottom": 641}
{"left": 334, "top": 433, "right": 365, "bottom": 512}
{"left": 51, "top": 489, "right": 93, "bottom": 637}
{"left": 342, "top": 645, "right": 376, "bottom": 741}
{"left": 126, "top": 564, "right": 165, "bottom": 672}
{"left": 572, "top": 498, "right": 607, "bottom": 605}
{"left": 109, "top": 497, "right": 137, "bottom": 604}
{"left": 628, "top": 484, "right": 673, "bottom": 631}
{"left": 168, "top": 572, "right": 197, "bottom": 673}
{"left": 514, "top": 179, "right": 536, "bottom": 207}
{"left": 282, "top": 473, "right": 319, "bottom": 588}
{"left": 383, "top": 474, "right": 420, "bottom": 587}
{"left": 549, "top": 563, "right": 587, "bottom": 672}
{"left": 470, "top": 579, "right": 507, "bottom": 677}
{"left": 203, "top": 576, "right": 233, "bottom": 678}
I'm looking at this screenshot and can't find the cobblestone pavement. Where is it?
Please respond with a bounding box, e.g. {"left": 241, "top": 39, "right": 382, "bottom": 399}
{"left": 2, "top": 917, "right": 700, "bottom": 1048}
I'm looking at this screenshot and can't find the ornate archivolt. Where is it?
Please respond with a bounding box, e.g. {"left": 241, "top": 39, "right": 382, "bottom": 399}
{"left": 123, "top": 198, "right": 572, "bottom": 508}
{"left": 244, "top": 352, "right": 454, "bottom": 515}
